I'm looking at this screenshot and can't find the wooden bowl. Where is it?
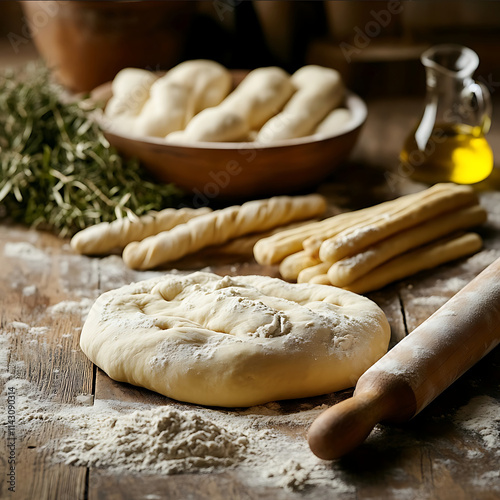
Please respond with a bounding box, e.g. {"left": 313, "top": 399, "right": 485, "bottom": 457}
{"left": 96, "top": 85, "right": 367, "bottom": 201}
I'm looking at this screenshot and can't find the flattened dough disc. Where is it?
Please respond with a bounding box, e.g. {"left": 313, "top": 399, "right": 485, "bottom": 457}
{"left": 80, "top": 272, "right": 390, "bottom": 407}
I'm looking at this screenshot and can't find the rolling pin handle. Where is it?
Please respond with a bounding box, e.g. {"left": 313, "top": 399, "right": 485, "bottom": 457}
{"left": 308, "top": 376, "right": 417, "bottom": 460}
{"left": 308, "top": 391, "right": 385, "bottom": 460}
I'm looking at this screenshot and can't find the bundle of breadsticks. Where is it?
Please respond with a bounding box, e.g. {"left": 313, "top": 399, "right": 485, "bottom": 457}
{"left": 253, "top": 184, "right": 486, "bottom": 294}
{"left": 70, "top": 194, "right": 326, "bottom": 268}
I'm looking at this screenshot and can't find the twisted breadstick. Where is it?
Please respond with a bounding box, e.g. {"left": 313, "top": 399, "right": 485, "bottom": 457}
{"left": 122, "top": 194, "right": 326, "bottom": 269}
{"left": 134, "top": 79, "right": 190, "bottom": 137}
{"left": 256, "top": 65, "right": 344, "bottom": 143}
{"left": 105, "top": 68, "right": 158, "bottom": 118}
{"left": 254, "top": 197, "right": 404, "bottom": 266}
{"left": 71, "top": 207, "right": 212, "bottom": 256}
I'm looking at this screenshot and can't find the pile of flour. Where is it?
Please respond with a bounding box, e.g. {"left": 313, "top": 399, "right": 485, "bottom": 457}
{"left": 4, "top": 378, "right": 351, "bottom": 493}
{"left": 58, "top": 406, "right": 249, "bottom": 474}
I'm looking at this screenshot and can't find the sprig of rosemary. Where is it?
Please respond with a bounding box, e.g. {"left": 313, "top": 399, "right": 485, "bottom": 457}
{"left": 0, "top": 63, "right": 183, "bottom": 237}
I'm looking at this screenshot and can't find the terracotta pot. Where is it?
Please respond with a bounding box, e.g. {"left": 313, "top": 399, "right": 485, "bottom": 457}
{"left": 20, "top": 1, "right": 195, "bottom": 93}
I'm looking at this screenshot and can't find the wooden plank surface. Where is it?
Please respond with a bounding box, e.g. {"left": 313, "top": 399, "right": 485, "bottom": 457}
{"left": 0, "top": 228, "right": 92, "bottom": 500}
{"left": 1, "top": 97, "right": 500, "bottom": 499}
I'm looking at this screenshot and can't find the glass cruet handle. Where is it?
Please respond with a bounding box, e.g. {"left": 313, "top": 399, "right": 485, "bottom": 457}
{"left": 465, "top": 80, "right": 492, "bottom": 135}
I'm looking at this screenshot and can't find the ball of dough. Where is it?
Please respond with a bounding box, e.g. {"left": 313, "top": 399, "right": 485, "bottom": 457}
{"left": 80, "top": 272, "right": 390, "bottom": 407}
{"left": 117, "top": 60, "right": 232, "bottom": 138}
{"left": 104, "top": 68, "right": 158, "bottom": 134}
{"left": 134, "top": 78, "right": 191, "bottom": 137}
{"left": 105, "top": 68, "right": 158, "bottom": 120}
{"left": 164, "top": 59, "right": 232, "bottom": 121}
{"left": 224, "top": 66, "right": 294, "bottom": 130}
{"left": 314, "top": 108, "right": 352, "bottom": 136}
{"left": 257, "top": 65, "right": 344, "bottom": 143}
{"left": 172, "top": 67, "right": 294, "bottom": 143}
{"left": 167, "top": 106, "right": 249, "bottom": 143}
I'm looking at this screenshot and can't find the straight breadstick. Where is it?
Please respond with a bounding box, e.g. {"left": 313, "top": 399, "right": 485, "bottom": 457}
{"left": 302, "top": 187, "right": 439, "bottom": 258}
{"left": 122, "top": 194, "right": 326, "bottom": 269}
{"left": 297, "top": 262, "right": 331, "bottom": 284}
{"left": 254, "top": 183, "right": 466, "bottom": 265}
{"left": 253, "top": 218, "right": 337, "bottom": 265}
{"left": 204, "top": 220, "right": 318, "bottom": 257}
{"left": 279, "top": 251, "right": 321, "bottom": 281}
{"left": 254, "top": 198, "right": 408, "bottom": 265}
{"left": 70, "top": 207, "right": 212, "bottom": 255}
{"left": 344, "top": 232, "right": 482, "bottom": 294}
{"left": 327, "top": 204, "right": 487, "bottom": 287}
{"left": 319, "top": 184, "right": 477, "bottom": 263}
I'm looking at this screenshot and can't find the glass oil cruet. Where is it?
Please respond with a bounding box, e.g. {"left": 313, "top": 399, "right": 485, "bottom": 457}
{"left": 400, "top": 44, "right": 493, "bottom": 184}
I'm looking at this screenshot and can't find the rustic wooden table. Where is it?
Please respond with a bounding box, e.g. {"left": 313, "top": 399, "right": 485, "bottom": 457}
{"left": 1, "top": 98, "right": 499, "bottom": 500}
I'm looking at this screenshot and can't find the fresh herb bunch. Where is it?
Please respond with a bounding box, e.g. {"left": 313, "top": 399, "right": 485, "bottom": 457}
{"left": 0, "top": 63, "right": 183, "bottom": 237}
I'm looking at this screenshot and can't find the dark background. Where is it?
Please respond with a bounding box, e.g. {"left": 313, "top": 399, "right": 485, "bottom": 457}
{"left": 1, "top": 1, "right": 499, "bottom": 97}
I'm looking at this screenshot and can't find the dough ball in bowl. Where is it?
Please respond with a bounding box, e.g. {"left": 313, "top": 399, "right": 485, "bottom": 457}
{"left": 80, "top": 272, "right": 390, "bottom": 407}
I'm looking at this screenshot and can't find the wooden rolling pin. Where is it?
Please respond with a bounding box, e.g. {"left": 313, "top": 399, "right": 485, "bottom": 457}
{"left": 308, "top": 256, "right": 500, "bottom": 460}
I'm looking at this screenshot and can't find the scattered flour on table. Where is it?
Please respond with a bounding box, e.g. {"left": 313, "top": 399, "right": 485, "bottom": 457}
{"left": 436, "top": 276, "right": 469, "bottom": 293}
{"left": 9, "top": 322, "right": 49, "bottom": 337}
{"left": 3, "top": 242, "right": 48, "bottom": 262}
{"left": 409, "top": 295, "right": 448, "bottom": 308}
{"left": 28, "top": 326, "right": 49, "bottom": 336}
{"left": 97, "top": 255, "right": 173, "bottom": 291}
{"left": 2, "top": 350, "right": 499, "bottom": 493}
{"left": 9, "top": 321, "right": 29, "bottom": 332}
{"left": 75, "top": 394, "right": 93, "bottom": 405}
{"left": 454, "top": 396, "right": 500, "bottom": 453}
{"left": 0, "top": 378, "right": 351, "bottom": 493}
{"left": 22, "top": 285, "right": 37, "bottom": 296}
{"left": 460, "top": 249, "right": 500, "bottom": 271}
{"left": 471, "top": 470, "right": 500, "bottom": 491}
{"left": 48, "top": 297, "right": 95, "bottom": 320}
{"left": 0, "top": 333, "right": 11, "bottom": 375}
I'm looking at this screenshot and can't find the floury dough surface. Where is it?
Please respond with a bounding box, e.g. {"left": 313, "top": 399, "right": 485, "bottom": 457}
{"left": 80, "top": 272, "right": 390, "bottom": 407}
